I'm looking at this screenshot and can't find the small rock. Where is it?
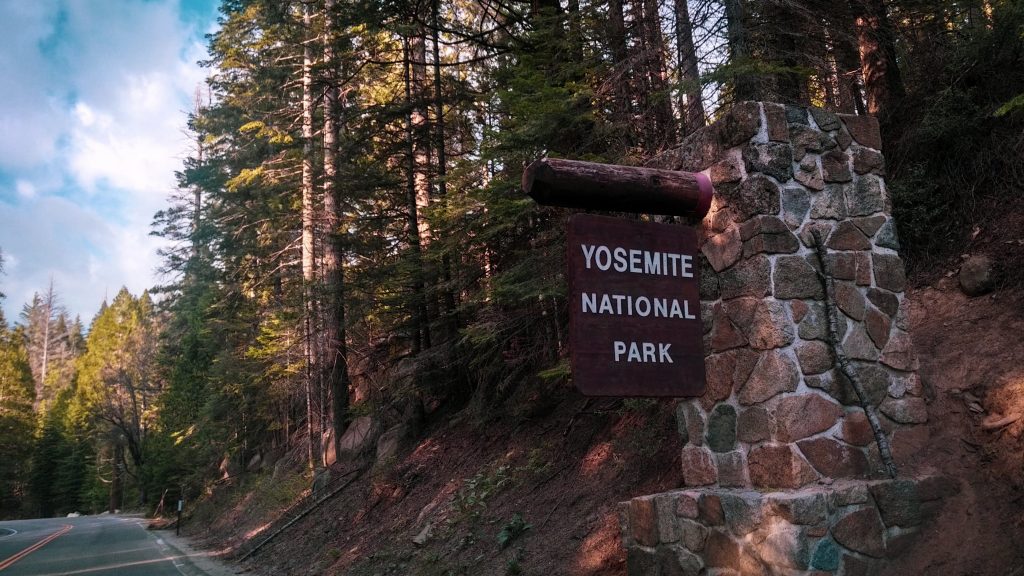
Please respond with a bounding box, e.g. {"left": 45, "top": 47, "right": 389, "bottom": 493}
{"left": 773, "top": 394, "right": 843, "bottom": 442}
{"left": 742, "top": 142, "right": 794, "bottom": 182}
{"left": 872, "top": 253, "right": 907, "bottom": 292}
{"left": 869, "top": 480, "right": 922, "bottom": 527}
{"left": 681, "top": 446, "right": 718, "bottom": 486}
{"left": 835, "top": 281, "right": 866, "bottom": 321}
{"left": 676, "top": 492, "right": 700, "bottom": 519}
{"left": 768, "top": 492, "right": 827, "bottom": 525}
{"left": 810, "top": 107, "right": 842, "bottom": 131}
{"left": 717, "top": 451, "right": 749, "bottom": 487}
{"left": 821, "top": 150, "right": 852, "bottom": 183}
{"left": 628, "top": 497, "right": 659, "bottom": 546}
{"left": 781, "top": 187, "right": 811, "bottom": 229}
{"left": 840, "top": 410, "right": 875, "bottom": 446}
{"left": 707, "top": 405, "right": 738, "bottom": 452}
{"left": 797, "top": 437, "right": 869, "bottom": 479}
{"left": 720, "top": 492, "right": 764, "bottom": 536}
{"left": 738, "top": 350, "right": 799, "bottom": 404}
{"left": 851, "top": 215, "right": 887, "bottom": 237}
{"left": 723, "top": 175, "right": 781, "bottom": 222}
{"left": 412, "top": 523, "right": 433, "bottom": 546}
{"left": 765, "top": 103, "right": 789, "bottom": 142}
{"left": 699, "top": 494, "right": 725, "bottom": 526}
{"left": 852, "top": 147, "right": 885, "bottom": 174}
{"left": 810, "top": 537, "right": 841, "bottom": 571}
{"left": 795, "top": 157, "right": 825, "bottom": 191}
{"left": 843, "top": 325, "right": 880, "bottom": 361}
{"left": 875, "top": 219, "right": 900, "bottom": 250}
{"left": 796, "top": 340, "right": 834, "bottom": 375}
{"left": 720, "top": 255, "right": 772, "bottom": 300}
{"left": 676, "top": 402, "right": 705, "bottom": 445}
{"left": 748, "top": 444, "right": 818, "bottom": 489}
{"left": 879, "top": 330, "right": 919, "bottom": 371}
{"left": 737, "top": 407, "right": 772, "bottom": 443}
{"left": 773, "top": 255, "right": 825, "bottom": 300}
{"left": 879, "top": 397, "right": 928, "bottom": 424}
{"left": 703, "top": 227, "right": 743, "bottom": 272}
{"left": 832, "top": 507, "right": 887, "bottom": 558}
{"left": 840, "top": 115, "right": 882, "bottom": 150}
{"left": 959, "top": 255, "right": 995, "bottom": 296}
{"left": 828, "top": 221, "right": 872, "bottom": 251}
{"left": 848, "top": 174, "right": 885, "bottom": 216}
{"left": 866, "top": 288, "right": 899, "bottom": 317}
{"left": 864, "top": 306, "right": 892, "bottom": 349}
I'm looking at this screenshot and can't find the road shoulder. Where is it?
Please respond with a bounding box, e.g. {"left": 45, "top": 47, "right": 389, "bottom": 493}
{"left": 148, "top": 528, "right": 242, "bottom": 576}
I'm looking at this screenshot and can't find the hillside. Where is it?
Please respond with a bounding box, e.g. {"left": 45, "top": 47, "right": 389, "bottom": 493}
{"left": 176, "top": 238, "right": 1024, "bottom": 575}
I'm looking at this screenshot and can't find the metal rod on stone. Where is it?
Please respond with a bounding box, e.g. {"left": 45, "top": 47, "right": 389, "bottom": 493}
{"left": 522, "top": 158, "right": 714, "bottom": 218}
{"left": 811, "top": 229, "right": 899, "bottom": 479}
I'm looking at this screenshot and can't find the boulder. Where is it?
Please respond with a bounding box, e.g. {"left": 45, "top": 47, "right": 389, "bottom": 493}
{"left": 959, "top": 255, "right": 995, "bottom": 296}
{"left": 337, "top": 416, "right": 381, "bottom": 458}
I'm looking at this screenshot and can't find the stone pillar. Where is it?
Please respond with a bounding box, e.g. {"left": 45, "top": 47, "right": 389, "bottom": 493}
{"left": 621, "top": 103, "right": 955, "bottom": 575}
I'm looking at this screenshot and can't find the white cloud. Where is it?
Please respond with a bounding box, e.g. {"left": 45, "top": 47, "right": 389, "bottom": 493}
{"left": 15, "top": 181, "right": 36, "bottom": 199}
{"left": 73, "top": 102, "right": 98, "bottom": 128}
{"left": 0, "top": 0, "right": 214, "bottom": 322}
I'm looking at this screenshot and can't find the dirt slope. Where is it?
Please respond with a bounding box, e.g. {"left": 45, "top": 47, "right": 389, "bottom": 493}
{"left": 882, "top": 284, "right": 1024, "bottom": 575}
{"left": 186, "top": 272, "right": 1024, "bottom": 576}
{"left": 186, "top": 392, "right": 685, "bottom": 575}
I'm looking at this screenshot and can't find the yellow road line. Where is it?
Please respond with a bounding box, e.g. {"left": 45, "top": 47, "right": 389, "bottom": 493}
{"left": 0, "top": 524, "right": 73, "bottom": 572}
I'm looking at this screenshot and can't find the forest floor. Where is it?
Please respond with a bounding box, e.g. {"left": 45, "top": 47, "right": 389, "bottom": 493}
{"left": 182, "top": 221, "right": 1024, "bottom": 576}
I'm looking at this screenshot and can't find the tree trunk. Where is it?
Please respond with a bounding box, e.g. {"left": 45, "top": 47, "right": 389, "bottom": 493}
{"left": 608, "top": 0, "right": 632, "bottom": 141}
{"left": 37, "top": 281, "right": 54, "bottom": 409}
{"left": 431, "top": 0, "right": 457, "bottom": 335}
{"left": 301, "top": 2, "right": 322, "bottom": 471}
{"left": 322, "top": 0, "right": 351, "bottom": 461}
{"left": 410, "top": 31, "right": 432, "bottom": 248}
{"left": 640, "top": 0, "right": 675, "bottom": 148}
{"left": 404, "top": 37, "right": 430, "bottom": 353}
{"left": 767, "top": 2, "right": 804, "bottom": 105}
{"left": 852, "top": 0, "right": 905, "bottom": 122}
{"left": 723, "top": 0, "right": 756, "bottom": 102}
{"left": 828, "top": 7, "right": 866, "bottom": 114}
{"left": 109, "top": 440, "right": 124, "bottom": 513}
{"left": 674, "top": 0, "right": 705, "bottom": 135}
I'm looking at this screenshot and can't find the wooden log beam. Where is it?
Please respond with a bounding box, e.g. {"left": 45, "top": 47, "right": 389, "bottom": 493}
{"left": 522, "top": 158, "right": 713, "bottom": 218}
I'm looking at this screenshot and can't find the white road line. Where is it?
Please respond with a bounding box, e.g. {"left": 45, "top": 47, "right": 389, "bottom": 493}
{"left": 143, "top": 526, "right": 189, "bottom": 576}
{"left": 0, "top": 528, "right": 18, "bottom": 538}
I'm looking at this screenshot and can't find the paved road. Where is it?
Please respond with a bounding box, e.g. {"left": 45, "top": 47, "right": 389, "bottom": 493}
{"left": 0, "top": 515, "right": 208, "bottom": 575}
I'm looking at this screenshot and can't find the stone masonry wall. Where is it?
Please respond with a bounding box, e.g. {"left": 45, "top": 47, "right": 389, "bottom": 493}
{"left": 620, "top": 102, "right": 952, "bottom": 575}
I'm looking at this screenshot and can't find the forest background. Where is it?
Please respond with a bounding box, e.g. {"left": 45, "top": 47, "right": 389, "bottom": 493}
{"left": 0, "top": 0, "right": 1022, "bottom": 521}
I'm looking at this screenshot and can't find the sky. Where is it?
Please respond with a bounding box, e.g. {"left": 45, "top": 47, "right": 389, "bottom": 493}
{"left": 0, "top": 0, "right": 220, "bottom": 324}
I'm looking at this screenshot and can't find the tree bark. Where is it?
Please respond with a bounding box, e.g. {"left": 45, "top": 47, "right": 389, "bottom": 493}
{"left": 723, "top": 0, "right": 756, "bottom": 102}
{"left": 322, "top": 0, "right": 351, "bottom": 461}
{"left": 431, "top": 0, "right": 457, "bottom": 335}
{"left": 522, "top": 158, "right": 713, "bottom": 218}
{"left": 674, "top": 0, "right": 705, "bottom": 135}
{"left": 852, "top": 0, "right": 905, "bottom": 122}
{"left": 641, "top": 0, "right": 675, "bottom": 148}
{"left": 607, "top": 0, "right": 632, "bottom": 139}
{"left": 410, "top": 30, "right": 432, "bottom": 247}
{"left": 301, "top": 2, "right": 322, "bottom": 471}
{"left": 821, "top": 6, "right": 866, "bottom": 114}
{"left": 404, "top": 37, "right": 430, "bottom": 353}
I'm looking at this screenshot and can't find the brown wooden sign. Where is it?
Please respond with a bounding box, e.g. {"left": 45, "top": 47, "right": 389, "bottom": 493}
{"left": 567, "top": 213, "right": 705, "bottom": 397}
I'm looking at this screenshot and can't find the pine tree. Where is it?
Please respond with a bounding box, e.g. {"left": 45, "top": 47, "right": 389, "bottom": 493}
{"left": 0, "top": 323, "right": 35, "bottom": 517}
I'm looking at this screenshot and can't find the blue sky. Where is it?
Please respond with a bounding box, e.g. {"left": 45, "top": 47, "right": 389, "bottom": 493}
{"left": 0, "top": 0, "right": 219, "bottom": 323}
